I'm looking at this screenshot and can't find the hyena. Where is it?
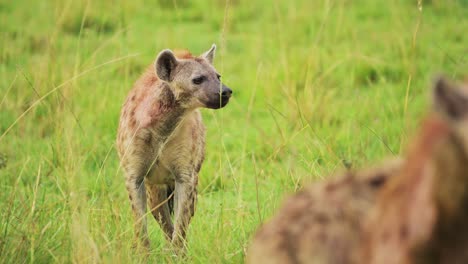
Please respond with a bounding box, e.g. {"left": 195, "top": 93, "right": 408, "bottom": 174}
{"left": 362, "top": 77, "right": 468, "bottom": 264}
{"left": 247, "top": 76, "right": 468, "bottom": 264}
{"left": 116, "top": 44, "right": 232, "bottom": 249}
{"left": 246, "top": 158, "right": 403, "bottom": 264}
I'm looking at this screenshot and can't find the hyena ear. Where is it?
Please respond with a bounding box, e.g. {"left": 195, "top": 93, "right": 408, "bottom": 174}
{"left": 202, "top": 44, "right": 216, "bottom": 64}
{"left": 433, "top": 76, "right": 468, "bottom": 120}
{"left": 155, "top": 49, "right": 179, "bottom": 82}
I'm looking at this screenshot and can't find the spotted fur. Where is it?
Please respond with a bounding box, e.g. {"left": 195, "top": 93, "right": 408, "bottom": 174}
{"left": 246, "top": 159, "right": 403, "bottom": 264}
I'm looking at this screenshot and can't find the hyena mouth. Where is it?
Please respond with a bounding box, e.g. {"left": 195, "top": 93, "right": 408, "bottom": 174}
{"left": 206, "top": 97, "right": 230, "bottom": 109}
{"left": 207, "top": 85, "right": 232, "bottom": 109}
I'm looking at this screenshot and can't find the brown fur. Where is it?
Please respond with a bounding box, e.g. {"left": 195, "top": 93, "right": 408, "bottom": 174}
{"left": 116, "top": 45, "right": 231, "bottom": 250}
{"left": 247, "top": 77, "right": 468, "bottom": 264}
{"left": 173, "top": 49, "right": 194, "bottom": 59}
{"left": 246, "top": 159, "right": 403, "bottom": 264}
{"left": 362, "top": 79, "right": 468, "bottom": 264}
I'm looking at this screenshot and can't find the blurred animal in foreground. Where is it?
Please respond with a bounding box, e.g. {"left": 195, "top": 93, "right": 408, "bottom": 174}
{"left": 116, "top": 44, "right": 232, "bottom": 250}
{"left": 247, "top": 159, "right": 403, "bottom": 264}
{"left": 363, "top": 77, "right": 468, "bottom": 264}
{"left": 247, "top": 77, "right": 468, "bottom": 264}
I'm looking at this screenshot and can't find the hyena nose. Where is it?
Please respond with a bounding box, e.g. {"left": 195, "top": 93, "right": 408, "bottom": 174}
{"left": 221, "top": 86, "right": 232, "bottom": 98}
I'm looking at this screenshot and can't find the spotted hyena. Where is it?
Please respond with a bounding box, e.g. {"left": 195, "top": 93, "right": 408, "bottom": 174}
{"left": 116, "top": 44, "right": 232, "bottom": 249}
{"left": 246, "top": 158, "right": 403, "bottom": 264}
{"left": 248, "top": 77, "right": 468, "bottom": 264}
{"left": 362, "top": 77, "right": 468, "bottom": 264}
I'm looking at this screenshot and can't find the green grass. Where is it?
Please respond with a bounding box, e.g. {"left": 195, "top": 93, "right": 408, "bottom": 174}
{"left": 0, "top": 0, "right": 466, "bottom": 263}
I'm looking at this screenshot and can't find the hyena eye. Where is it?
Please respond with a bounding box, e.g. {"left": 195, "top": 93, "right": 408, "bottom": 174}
{"left": 192, "top": 76, "right": 206, "bottom": 85}
{"left": 216, "top": 74, "right": 221, "bottom": 80}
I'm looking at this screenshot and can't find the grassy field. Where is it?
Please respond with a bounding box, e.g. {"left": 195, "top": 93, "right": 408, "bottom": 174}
{"left": 0, "top": 0, "right": 466, "bottom": 263}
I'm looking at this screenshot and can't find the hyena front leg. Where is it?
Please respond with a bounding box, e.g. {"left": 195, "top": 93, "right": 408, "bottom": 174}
{"left": 172, "top": 173, "right": 198, "bottom": 249}
{"left": 124, "top": 167, "right": 149, "bottom": 248}
{"left": 146, "top": 181, "right": 174, "bottom": 240}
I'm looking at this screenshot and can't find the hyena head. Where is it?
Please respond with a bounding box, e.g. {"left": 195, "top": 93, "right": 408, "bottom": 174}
{"left": 432, "top": 76, "right": 468, "bottom": 143}
{"left": 155, "top": 44, "right": 232, "bottom": 109}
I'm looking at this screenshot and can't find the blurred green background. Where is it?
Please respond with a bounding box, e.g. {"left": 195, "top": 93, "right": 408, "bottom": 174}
{"left": 0, "top": 0, "right": 466, "bottom": 263}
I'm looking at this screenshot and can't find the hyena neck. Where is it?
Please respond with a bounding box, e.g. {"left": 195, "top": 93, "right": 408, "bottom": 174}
{"left": 150, "top": 83, "right": 190, "bottom": 139}
{"left": 432, "top": 121, "right": 468, "bottom": 217}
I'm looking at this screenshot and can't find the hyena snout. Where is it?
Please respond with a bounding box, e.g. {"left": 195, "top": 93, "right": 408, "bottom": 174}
{"left": 221, "top": 84, "right": 233, "bottom": 99}
{"left": 207, "top": 84, "right": 232, "bottom": 109}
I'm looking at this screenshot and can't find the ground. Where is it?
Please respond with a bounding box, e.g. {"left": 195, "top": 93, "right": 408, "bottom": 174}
{"left": 0, "top": 0, "right": 466, "bottom": 263}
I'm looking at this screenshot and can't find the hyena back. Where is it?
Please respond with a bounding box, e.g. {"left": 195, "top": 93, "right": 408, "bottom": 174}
{"left": 116, "top": 44, "right": 232, "bottom": 249}
{"left": 246, "top": 159, "right": 403, "bottom": 264}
